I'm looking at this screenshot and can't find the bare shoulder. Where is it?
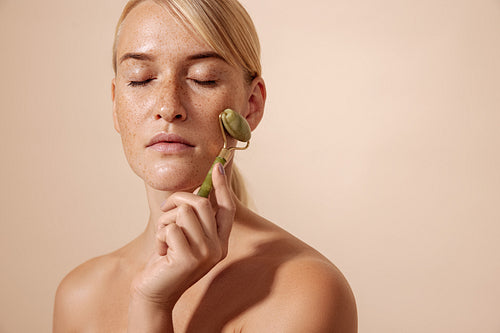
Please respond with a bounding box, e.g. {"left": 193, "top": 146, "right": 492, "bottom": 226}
{"left": 53, "top": 251, "right": 124, "bottom": 332}
{"left": 234, "top": 212, "right": 357, "bottom": 332}
{"left": 246, "top": 252, "right": 357, "bottom": 332}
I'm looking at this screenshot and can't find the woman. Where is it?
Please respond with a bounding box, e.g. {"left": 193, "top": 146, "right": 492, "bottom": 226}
{"left": 53, "top": 0, "right": 357, "bottom": 331}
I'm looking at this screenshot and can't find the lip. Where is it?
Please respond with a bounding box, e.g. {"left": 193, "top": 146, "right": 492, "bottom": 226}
{"left": 146, "top": 133, "right": 195, "bottom": 153}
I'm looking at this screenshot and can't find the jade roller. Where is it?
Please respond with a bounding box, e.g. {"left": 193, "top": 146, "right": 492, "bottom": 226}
{"left": 197, "top": 109, "right": 251, "bottom": 197}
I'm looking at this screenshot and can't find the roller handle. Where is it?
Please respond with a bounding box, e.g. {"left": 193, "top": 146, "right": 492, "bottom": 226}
{"left": 197, "top": 156, "right": 227, "bottom": 197}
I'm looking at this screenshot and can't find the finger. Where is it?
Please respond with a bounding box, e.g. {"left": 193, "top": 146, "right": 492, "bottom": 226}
{"left": 175, "top": 204, "right": 207, "bottom": 249}
{"left": 161, "top": 192, "right": 218, "bottom": 239}
{"left": 193, "top": 186, "right": 201, "bottom": 196}
{"left": 157, "top": 208, "right": 178, "bottom": 228}
{"left": 156, "top": 207, "right": 178, "bottom": 256}
{"left": 212, "top": 163, "right": 235, "bottom": 246}
{"left": 156, "top": 227, "right": 169, "bottom": 256}
{"left": 162, "top": 223, "right": 191, "bottom": 257}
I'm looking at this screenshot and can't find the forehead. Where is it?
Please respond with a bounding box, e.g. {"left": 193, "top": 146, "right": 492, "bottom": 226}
{"left": 116, "top": 1, "right": 212, "bottom": 60}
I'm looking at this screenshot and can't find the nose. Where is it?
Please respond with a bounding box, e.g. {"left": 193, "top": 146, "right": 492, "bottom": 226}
{"left": 156, "top": 106, "right": 187, "bottom": 122}
{"left": 155, "top": 81, "right": 187, "bottom": 122}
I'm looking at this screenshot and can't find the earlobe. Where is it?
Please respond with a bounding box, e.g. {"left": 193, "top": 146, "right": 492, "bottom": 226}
{"left": 111, "top": 78, "right": 121, "bottom": 134}
{"left": 245, "top": 77, "right": 266, "bottom": 131}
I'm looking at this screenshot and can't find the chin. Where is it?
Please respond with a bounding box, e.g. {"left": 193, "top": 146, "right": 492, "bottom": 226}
{"left": 145, "top": 178, "right": 200, "bottom": 193}
{"left": 124, "top": 148, "right": 217, "bottom": 192}
{"left": 141, "top": 163, "right": 209, "bottom": 193}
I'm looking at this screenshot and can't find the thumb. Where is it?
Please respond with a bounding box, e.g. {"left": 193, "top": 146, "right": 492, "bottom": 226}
{"left": 212, "top": 163, "right": 235, "bottom": 244}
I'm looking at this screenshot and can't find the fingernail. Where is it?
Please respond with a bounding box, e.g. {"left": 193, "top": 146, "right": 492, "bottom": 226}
{"left": 218, "top": 163, "right": 225, "bottom": 175}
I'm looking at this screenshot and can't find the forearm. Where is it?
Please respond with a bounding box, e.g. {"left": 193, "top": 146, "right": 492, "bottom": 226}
{"left": 127, "top": 295, "right": 175, "bottom": 333}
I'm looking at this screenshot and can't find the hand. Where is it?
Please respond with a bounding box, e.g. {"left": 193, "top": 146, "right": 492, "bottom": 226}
{"left": 130, "top": 163, "right": 235, "bottom": 307}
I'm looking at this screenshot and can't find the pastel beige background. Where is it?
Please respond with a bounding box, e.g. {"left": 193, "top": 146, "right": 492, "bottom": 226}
{"left": 1, "top": 0, "right": 499, "bottom": 332}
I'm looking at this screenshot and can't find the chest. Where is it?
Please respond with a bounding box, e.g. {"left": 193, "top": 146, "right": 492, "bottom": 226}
{"left": 88, "top": 248, "right": 277, "bottom": 333}
{"left": 88, "top": 277, "right": 244, "bottom": 333}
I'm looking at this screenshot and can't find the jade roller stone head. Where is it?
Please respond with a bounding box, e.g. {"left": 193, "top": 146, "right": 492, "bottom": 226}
{"left": 197, "top": 109, "right": 251, "bottom": 197}
{"left": 220, "top": 108, "right": 251, "bottom": 143}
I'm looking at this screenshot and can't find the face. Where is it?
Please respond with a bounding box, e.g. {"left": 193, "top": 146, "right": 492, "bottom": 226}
{"left": 112, "top": 1, "right": 261, "bottom": 192}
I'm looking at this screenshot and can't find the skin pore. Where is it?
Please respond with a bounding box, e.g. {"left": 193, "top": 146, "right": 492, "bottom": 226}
{"left": 53, "top": 1, "right": 357, "bottom": 332}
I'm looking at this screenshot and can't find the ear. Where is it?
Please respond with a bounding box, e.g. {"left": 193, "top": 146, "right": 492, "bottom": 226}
{"left": 111, "top": 78, "right": 120, "bottom": 134}
{"left": 244, "top": 76, "right": 266, "bottom": 131}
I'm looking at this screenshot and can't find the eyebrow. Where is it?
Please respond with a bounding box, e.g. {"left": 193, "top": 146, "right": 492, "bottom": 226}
{"left": 119, "top": 52, "right": 155, "bottom": 64}
{"left": 119, "top": 51, "right": 226, "bottom": 65}
{"left": 186, "top": 52, "right": 226, "bottom": 63}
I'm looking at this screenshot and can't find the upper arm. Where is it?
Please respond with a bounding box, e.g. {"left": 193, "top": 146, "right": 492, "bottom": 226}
{"left": 53, "top": 259, "right": 105, "bottom": 333}
{"left": 243, "top": 259, "right": 357, "bottom": 333}
{"left": 53, "top": 273, "right": 84, "bottom": 332}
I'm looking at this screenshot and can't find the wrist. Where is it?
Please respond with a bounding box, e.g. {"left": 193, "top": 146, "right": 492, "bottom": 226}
{"left": 129, "top": 288, "right": 178, "bottom": 312}
{"left": 128, "top": 292, "right": 175, "bottom": 333}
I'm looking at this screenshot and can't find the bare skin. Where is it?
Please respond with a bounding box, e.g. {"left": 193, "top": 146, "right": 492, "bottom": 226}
{"left": 53, "top": 1, "right": 357, "bottom": 332}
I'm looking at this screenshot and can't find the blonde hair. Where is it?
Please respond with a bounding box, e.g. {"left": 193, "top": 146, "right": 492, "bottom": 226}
{"left": 112, "top": 0, "right": 262, "bottom": 205}
{"left": 112, "top": 0, "right": 261, "bottom": 80}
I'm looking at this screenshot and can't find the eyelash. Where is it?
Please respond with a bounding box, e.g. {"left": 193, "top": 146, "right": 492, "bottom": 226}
{"left": 128, "top": 78, "right": 155, "bottom": 87}
{"left": 127, "top": 78, "right": 217, "bottom": 87}
{"left": 193, "top": 79, "right": 217, "bottom": 87}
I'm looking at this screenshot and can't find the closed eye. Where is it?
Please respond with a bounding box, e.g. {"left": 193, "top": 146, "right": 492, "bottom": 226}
{"left": 128, "top": 78, "right": 155, "bottom": 87}
{"left": 192, "top": 79, "right": 217, "bottom": 86}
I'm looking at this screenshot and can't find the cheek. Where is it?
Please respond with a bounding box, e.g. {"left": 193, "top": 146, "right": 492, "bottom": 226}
{"left": 114, "top": 94, "right": 152, "bottom": 166}
{"left": 115, "top": 89, "right": 154, "bottom": 134}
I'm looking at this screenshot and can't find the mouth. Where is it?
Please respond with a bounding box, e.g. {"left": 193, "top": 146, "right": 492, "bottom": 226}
{"left": 146, "top": 133, "right": 195, "bottom": 153}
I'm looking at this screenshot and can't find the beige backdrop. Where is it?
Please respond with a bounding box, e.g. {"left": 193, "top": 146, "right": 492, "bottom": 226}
{"left": 1, "top": 0, "right": 499, "bottom": 332}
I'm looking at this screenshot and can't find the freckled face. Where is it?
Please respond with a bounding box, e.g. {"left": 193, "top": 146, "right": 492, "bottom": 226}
{"left": 112, "top": 1, "right": 249, "bottom": 191}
